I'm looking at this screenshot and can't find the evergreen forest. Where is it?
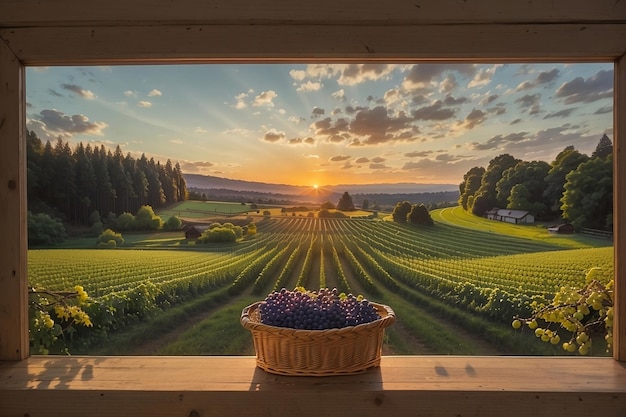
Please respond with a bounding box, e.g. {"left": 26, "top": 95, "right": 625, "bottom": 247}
{"left": 26, "top": 130, "right": 187, "bottom": 226}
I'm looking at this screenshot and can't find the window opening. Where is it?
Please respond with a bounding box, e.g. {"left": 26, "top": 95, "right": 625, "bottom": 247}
{"left": 25, "top": 62, "right": 614, "bottom": 357}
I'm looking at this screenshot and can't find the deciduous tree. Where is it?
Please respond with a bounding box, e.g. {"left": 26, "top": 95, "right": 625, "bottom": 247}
{"left": 561, "top": 155, "right": 612, "bottom": 230}
{"left": 392, "top": 201, "right": 412, "bottom": 223}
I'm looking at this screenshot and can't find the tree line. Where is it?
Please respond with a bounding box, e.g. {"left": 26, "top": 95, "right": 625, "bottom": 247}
{"left": 27, "top": 131, "right": 187, "bottom": 226}
{"left": 458, "top": 134, "right": 613, "bottom": 230}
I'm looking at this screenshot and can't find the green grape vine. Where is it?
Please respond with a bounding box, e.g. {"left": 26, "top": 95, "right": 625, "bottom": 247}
{"left": 512, "top": 268, "right": 613, "bottom": 355}
{"left": 29, "top": 285, "right": 94, "bottom": 354}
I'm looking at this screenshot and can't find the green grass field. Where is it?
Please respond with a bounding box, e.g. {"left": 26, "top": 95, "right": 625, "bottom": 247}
{"left": 159, "top": 200, "right": 254, "bottom": 220}
{"left": 431, "top": 206, "right": 612, "bottom": 249}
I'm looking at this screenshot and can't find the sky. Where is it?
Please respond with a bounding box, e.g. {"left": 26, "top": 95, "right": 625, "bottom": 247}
{"left": 26, "top": 63, "right": 613, "bottom": 187}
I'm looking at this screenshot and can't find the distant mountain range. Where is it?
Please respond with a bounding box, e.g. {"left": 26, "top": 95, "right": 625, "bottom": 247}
{"left": 183, "top": 173, "right": 459, "bottom": 207}
{"left": 184, "top": 173, "right": 457, "bottom": 195}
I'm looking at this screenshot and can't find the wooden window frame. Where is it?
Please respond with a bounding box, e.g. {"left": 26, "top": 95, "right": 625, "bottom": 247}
{"left": 0, "top": 1, "right": 625, "bottom": 416}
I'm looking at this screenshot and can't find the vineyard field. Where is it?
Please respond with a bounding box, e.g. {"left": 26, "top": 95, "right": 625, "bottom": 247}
{"left": 28, "top": 214, "right": 614, "bottom": 355}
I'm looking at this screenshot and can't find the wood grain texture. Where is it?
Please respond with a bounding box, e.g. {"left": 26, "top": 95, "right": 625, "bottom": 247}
{"left": 0, "top": 38, "right": 27, "bottom": 360}
{"left": 616, "top": 55, "right": 625, "bottom": 362}
{"left": 0, "top": 0, "right": 624, "bottom": 27}
{"left": 2, "top": 24, "right": 625, "bottom": 66}
{"left": 0, "top": 356, "right": 625, "bottom": 417}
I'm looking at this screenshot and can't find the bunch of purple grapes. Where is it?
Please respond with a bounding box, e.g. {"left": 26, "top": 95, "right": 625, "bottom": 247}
{"left": 258, "top": 287, "right": 381, "bottom": 330}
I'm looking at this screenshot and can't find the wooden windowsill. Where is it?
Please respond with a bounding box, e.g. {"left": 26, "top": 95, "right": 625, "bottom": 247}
{"left": 1, "top": 356, "right": 625, "bottom": 416}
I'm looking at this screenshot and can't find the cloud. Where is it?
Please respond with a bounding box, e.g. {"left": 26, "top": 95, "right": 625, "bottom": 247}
{"left": 383, "top": 88, "right": 403, "bottom": 106}
{"left": 402, "top": 64, "right": 477, "bottom": 90}
{"left": 28, "top": 109, "right": 108, "bottom": 138}
{"left": 469, "top": 131, "right": 529, "bottom": 151}
{"left": 297, "top": 81, "right": 322, "bottom": 92}
{"left": 443, "top": 95, "right": 469, "bottom": 106}
{"left": 535, "top": 68, "right": 560, "bottom": 85}
{"left": 515, "top": 68, "right": 560, "bottom": 91}
{"left": 369, "top": 163, "right": 389, "bottom": 170}
{"left": 515, "top": 80, "right": 534, "bottom": 92}
{"left": 487, "top": 103, "right": 507, "bottom": 116}
{"left": 223, "top": 127, "right": 250, "bottom": 136}
{"left": 253, "top": 90, "right": 277, "bottom": 107}
{"left": 180, "top": 161, "right": 214, "bottom": 173}
{"left": 404, "top": 150, "right": 432, "bottom": 158}
{"left": 371, "top": 156, "right": 386, "bottom": 163}
{"left": 336, "top": 63, "right": 398, "bottom": 86}
{"left": 350, "top": 106, "right": 415, "bottom": 145}
{"left": 594, "top": 105, "right": 612, "bottom": 115}
{"left": 234, "top": 92, "right": 248, "bottom": 109}
{"left": 329, "top": 155, "right": 351, "bottom": 162}
{"left": 435, "top": 153, "right": 462, "bottom": 162}
{"left": 148, "top": 89, "right": 162, "bottom": 97}
{"left": 312, "top": 117, "right": 350, "bottom": 140}
{"left": 263, "top": 129, "right": 285, "bottom": 143}
{"left": 332, "top": 89, "right": 345, "bottom": 100}
{"left": 47, "top": 89, "right": 64, "bottom": 97}
{"left": 555, "top": 69, "right": 613, "bottom": 104}
{"left": 467, "top": 65, "right": 500, "bottom": 88}
{"left": 457, "top": 108, "right": 487, "bottom": 130}
{"left": 479, "top": 93, "right": 499, "bottom": 106}
{"left": 355, "top": 157, "right": 370, "bottom": 163}
{"left": 345, "top": 105, "right": 368, "bottom": 114}
{"left": 401, "top": 161, "right": 424, "bottom": 170}
{"left": 544, "top": 108, "right": 577, "bottom": 119}
{"left": 288, "top": 137, "right": 316, "bottom": 145}
{"left": 412, "top": 100, "right": 456, "bottom": 121}
{"left": 124, "top": 90, "right": 137, "bottom": 97}
{"left": 400, "top": 156, "right": 471, "bottom": 173}
{"left": 61, "top": 83, "right": 96, "bottom": 100}
{"left": 289, "top": 69, "right": 306, "bottom": 81}
{"left": 169, "top": 139, "right": 183, "bottom": 144}
{"left": 193, "top": 127, "right": 208, "bottom": 133}
{"left": 137, "top": 101, "right": 152, "bottom": 108}
{"left": 289, "top": 115, "right": 306, "bottom": 124}
{"left": 515, "top": 93, "right": 541, "bottom": 110}
{"left": 439, "top": 74, "right": 458, "bottom": 94}
{"left": 311, "top": 107, "right": 325, "bottom": 118}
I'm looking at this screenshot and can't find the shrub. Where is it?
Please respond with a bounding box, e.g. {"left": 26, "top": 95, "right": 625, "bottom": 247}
{"left": 136, "top": 205, "right": 164, "bottom": 230}
{"left": 116, "top": 212, "right": 136, "bottom": 230}
{"left": 27, "top": 211, "right": 67, "bottom": 246}
{"left": 97, "top": 240, "right": 117, "bottom": 249}
{"left": 197, "top": 226, "right": 237, "bottom": 243}
{"left": 97, "top": 229, "right": 124, "bottom": 247}
{"left": 164, "top": 215, "right": 182, "bottom": 230}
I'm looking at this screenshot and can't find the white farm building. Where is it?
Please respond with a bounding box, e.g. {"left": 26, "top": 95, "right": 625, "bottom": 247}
{"left": 485, "top": 208, "right": 535, "bottom": 224}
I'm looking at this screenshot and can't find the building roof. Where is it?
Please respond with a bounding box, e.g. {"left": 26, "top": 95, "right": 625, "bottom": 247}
{"left": 494, "top": 209, "right": 531, "bottom": 219}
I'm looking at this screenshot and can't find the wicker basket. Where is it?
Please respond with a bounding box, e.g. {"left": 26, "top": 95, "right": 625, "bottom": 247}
{"left": 240, "top": 301, "right": 395, "bottom": 376}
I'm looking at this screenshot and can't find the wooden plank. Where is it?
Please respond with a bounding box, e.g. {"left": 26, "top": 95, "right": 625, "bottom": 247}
{"left": 611, "top": 57, "right": 622, "bottom": 362}
{"left": 2, "top": 24, "right": 625, "bottom": 65}
{"left": 0, "top": 356, "right": 625, "bottom": 417}
{"left": 0, "top": 0, "right": 624, "bottom": 27}
{"left": 0, "top": 36, "right": 28, "bottom": 360}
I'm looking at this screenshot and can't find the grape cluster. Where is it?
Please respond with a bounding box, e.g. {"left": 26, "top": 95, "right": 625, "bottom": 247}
{"left": 258, "top": 287, "right": 381, "bottom": 330}
{"left": 512, "top": 268, "right": 614, "bottom": 355}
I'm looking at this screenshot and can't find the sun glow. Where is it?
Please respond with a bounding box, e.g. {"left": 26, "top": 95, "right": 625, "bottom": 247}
{"left": 313, "top": 184, "right": 318, "bottom": 189}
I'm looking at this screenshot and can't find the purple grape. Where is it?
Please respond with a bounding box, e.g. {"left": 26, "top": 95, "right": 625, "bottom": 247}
{"left": 258, "top": 287, "right": 381, "bottom": 330}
